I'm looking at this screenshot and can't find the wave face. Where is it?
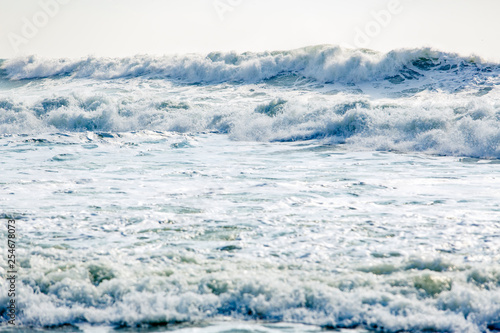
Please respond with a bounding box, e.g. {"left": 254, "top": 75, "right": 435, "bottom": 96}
{"left": 1, "top": 45, "right": 500, "bottom": 159}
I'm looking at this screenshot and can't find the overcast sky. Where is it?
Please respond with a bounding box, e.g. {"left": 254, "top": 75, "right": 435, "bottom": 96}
{"left": 1, "top": 0, "right": 499, "bottom": 60}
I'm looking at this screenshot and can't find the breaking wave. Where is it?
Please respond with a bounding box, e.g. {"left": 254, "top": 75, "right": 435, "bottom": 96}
{"left": 1, "top": 94, "right": 499, "bottom": 159}
{"left": 1, "top": 45, "right": 498, "bottom": 84}
{"left": 1, "top": 255, "right": 500, "bottom": 332}
{"left": 1, "top": 45, "right": 500, "bottom": 158}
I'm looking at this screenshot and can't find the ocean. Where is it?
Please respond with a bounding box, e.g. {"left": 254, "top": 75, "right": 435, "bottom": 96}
{"left": 1, "top": 45, "right": 500, "bottom": 332}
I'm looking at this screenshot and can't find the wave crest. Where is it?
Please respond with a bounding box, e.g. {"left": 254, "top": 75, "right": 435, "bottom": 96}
{"left": 2, "top": 45, "right": 497, "bottom": 84}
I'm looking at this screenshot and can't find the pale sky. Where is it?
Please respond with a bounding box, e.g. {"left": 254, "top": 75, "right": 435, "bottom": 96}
{"left": 1, "top": 0, "right": 499, "bottom": 60}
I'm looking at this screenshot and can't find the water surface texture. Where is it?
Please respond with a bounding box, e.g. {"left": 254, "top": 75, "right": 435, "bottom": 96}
{"left": 1, "top": 46, "right": 500, "bottom": 332}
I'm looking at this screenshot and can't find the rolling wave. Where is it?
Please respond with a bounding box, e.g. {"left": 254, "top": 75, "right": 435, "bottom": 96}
{"left": 1, "top": 45, "right": 498, "bottom": 84}
{"left": 1, "top": 253, "right": 500, "bottom": 331}
{"left": 1, "top": 45, "right": 499, "bottom": 158}
{"left": 0, "top": 93, "right": 499, "bottom": 158}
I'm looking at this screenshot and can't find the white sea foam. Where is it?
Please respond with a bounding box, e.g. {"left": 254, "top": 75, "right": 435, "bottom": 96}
{"left": 1, "top": 45, "right": 496, "bottom": 84}
{"left": 0, "top": 88, "right": 499, "bottom": 158}
{"left": 1, "top": 47, "right": 500, "bottom": 331}
{"left": 2, "top": 234, "right": 500, "bottom": 332}
{"left": 1, "top": 133, "right": 500, "bottom": 331}
{"left": 1, "top": 46, "right": 499, "bottom": 159}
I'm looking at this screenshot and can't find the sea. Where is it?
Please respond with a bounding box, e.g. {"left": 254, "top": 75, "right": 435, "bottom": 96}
{"left": 0, "top": 45, "right": 500, "bottom": 332}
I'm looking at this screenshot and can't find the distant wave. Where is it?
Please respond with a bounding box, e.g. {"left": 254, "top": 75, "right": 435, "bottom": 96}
{"left": 1, "top": 45, "right": 498, "bottom": 84}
